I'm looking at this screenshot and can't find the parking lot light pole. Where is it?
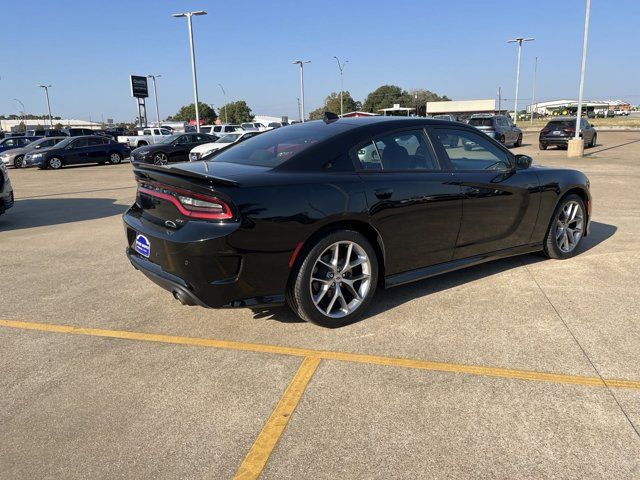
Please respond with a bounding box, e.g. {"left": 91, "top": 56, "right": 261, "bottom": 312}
{"left": 574, "top": 0, "right": 591, "bottom": 140}
{"left": 147, "top": 74, "right": 162, "bottom": 128}
{"left": 38, "top": 85, "right": 53, "bottom": 127}
{"left": 507, "top": 37, "right": 534, "bottom": 124}
{"left": 172, "top": 10, "right": 207, "bottom": 133}
{"left": 292, "top": 60, "right": 310, "bottom": 122}
{"left": 13, "top": 98, "right": 26, "bottom": 131}
{"left": 218, "top": 83, "right": 228, "bottom": 124}
{"left": 530, "top": 57, "right": 538, "bottom": 127}
{"left": 333, "top": 56, "right": 348, "bottom": 116}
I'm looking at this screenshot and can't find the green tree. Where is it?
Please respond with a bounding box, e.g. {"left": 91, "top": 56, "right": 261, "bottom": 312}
{"left": 308, "top": 106, "right": 326, "bottom": 121}
{"left": 308, "top": 91, "right": 358, "bottom": 120}
{"left": 167, "top": 102, "right": 217, "bottom": 124}
{"left": 408, "top": 89, "right": 452, "bottom": 117}
{"left": 218, "top": 101, "right": 254, "bottom": 124}
{"left": 17, "top": 121, "right": 26, "bottom": 132}
{"left": 362, "top": 85, "right": 412, "bottom": 114}
{"left": 53, "top": 122, "right": 63, "bottom": 130}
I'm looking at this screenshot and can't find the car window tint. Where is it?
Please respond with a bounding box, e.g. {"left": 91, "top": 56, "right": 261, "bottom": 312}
{"left": 432, "top": 128, "right": 511, "bottom": 171}
{"left": 72, "top": 138, "right": 89, "bottom": 148}
{"left": 88, "top": 137, "right": 103, "bottom": 146}
{"left": 350, "top": 141, "right": 382, "bottom": 170}
{"left": 370, "top": 130, "right": 438, "bottom": 170}
{"left": 5, "top": 139, "right": 15, "bottom": 147}
{"left": 468, "top": 118, "right": 493, "bottom": 127}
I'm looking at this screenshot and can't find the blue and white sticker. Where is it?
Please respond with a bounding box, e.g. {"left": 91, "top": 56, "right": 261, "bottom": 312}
{"left": 134, "top": 233, "right": 151, "bottom": 258}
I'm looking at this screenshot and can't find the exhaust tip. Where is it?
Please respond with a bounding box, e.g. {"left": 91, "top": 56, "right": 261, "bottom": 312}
{"left": 172, "top": 290, "right": 194, "bottom": 306}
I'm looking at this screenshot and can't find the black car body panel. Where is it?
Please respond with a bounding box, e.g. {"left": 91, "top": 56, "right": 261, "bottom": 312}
{"left": 123, "top": 118, "right": 591, "bottom": 309}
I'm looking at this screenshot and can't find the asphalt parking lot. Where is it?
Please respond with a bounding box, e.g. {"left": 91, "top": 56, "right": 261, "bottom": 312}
{"left": 1, "top": 131, "right": 640, "bottom": 479}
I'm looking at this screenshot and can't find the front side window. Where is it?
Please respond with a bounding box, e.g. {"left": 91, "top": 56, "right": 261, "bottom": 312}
{"left": 71, "top": 138, "right": 89, "bottom": 148}
{"left": 4, "top": 139, "right": 16, "bottom": 147}
{"left": 431, "top": 128, "right": 511, "bottom": 171}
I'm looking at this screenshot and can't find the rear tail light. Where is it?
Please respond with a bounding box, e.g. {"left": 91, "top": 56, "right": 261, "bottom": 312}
{"left": 541, "top": 128, "right": 550, "bottom": 134}
{"left": 563, "top": 128, "right": 575, "bottom": 135}
{"left": 137, "top": 180, "right": 233, "bottom": 220}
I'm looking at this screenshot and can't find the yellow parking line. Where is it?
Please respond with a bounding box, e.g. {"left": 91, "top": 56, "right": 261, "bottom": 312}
{"left": 233, "top": 356, "right": 320, "bottom": 480}
{"left": 1, "top": 319, "right": 639, "bottom": 390}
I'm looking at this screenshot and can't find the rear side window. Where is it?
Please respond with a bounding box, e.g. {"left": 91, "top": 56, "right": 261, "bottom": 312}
{"left": 211, "top": 122, "right": 349, "bottom": 167}
{"left": 351, "top": 129, "right": 438, "bottom": 171}
{"left": 88, "top": 137, "right": 103, "bottom": 146}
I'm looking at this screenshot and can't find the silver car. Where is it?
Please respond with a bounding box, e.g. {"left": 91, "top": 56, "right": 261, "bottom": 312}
{"left": 0, "top": 136, "right": 67, "bottom": 168}
{"left": 468, "top": 114, "right": 523, "bottom": 147}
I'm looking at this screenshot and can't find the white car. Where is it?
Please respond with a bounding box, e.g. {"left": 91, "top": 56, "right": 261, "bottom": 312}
{"left": 241, "top": 122, "right": 271, "bottom": 132}
{"left": 189, "top": 131, "right": 262, "bottom": 161}
{"left": 200, "top": 124, "right": 244, "bottom": 135}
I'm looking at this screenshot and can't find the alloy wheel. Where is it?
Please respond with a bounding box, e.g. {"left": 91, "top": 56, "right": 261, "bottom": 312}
{"left": 153, "top": 153, "right": 168, "bottom": 165}
{"left": 49, "top": 157, "right": 62, "bottom": 169}
{"left": 110, "top": 153, "right": 121, "bottom": 164}
{"left": 14, "top": 156, "right": 24, "bottom": 168}
{"left": 555, "top": 201, "right": 584, "bottom": 253}
{"left": 309, "top": 241, "right": 372, "bottom": 319}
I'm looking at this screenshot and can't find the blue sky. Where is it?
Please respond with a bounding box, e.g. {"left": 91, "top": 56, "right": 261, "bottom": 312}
{"left": 1, "top": 0, "right": 638, "bottom": 122}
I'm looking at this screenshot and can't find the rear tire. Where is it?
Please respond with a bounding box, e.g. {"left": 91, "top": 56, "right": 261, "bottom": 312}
{"left": 47, "top": 157, "right": 63, "bottom": 170}
{"left": 137, "top": 141, "right": 148, "bottom": 147}
{"left": 514, "top": 134, "right": 522, "bottom": 147}
{"left": 287, "top": 230, "right": 378, "bottom": 327}
{"left": 590, "top": 134, "right": 597, "bottom": 148}
{"left": 539, "top": 143, "right": 547, "bottom": 150}
{"left": 543, "top": 194, "right": 586, "bottom": 260}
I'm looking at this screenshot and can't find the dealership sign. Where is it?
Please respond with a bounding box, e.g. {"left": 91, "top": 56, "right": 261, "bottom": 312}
{"left": 130, "top": 75, "right": 149, "bottom": 98}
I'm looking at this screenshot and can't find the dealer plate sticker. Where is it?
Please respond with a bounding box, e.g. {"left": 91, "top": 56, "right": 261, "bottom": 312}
{"left": 135, "top": 233, "right": 151, "bottom": 258}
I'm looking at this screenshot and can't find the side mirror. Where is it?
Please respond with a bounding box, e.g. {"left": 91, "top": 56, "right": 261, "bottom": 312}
{"left": 514, "top": 154, "right": 533, "bottom": 170}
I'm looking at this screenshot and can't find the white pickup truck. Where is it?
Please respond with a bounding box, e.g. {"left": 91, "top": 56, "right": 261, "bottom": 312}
{"left": 118, "top": 127, "right": 173, "bottom": 148}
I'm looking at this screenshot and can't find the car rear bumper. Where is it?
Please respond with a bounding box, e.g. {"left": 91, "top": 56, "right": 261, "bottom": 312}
{"left": 123, "top": 207, "right": 288, "bottom": 308}
{"left": 539, "top": 136, "right": 570, "bottom": 145}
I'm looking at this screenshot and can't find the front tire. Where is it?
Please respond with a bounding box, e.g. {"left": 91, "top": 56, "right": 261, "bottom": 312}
{"left": 288, "top": 230, "right": 378, "bottom": 327}
{"left": 14, "top": 155, "right": 25, "bottom": 168}
{"left": 543, "top": 194, "right": 586, "bottom": 259}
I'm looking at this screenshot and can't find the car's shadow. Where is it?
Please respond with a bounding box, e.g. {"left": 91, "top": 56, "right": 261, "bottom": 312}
{"left": 0, "top": 197, "right": 128, "bottom": 231}
{"left": 252, "top": 221, "right": 617, "bottom": 325}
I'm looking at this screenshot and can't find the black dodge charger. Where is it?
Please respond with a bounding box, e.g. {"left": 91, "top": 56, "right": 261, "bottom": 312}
{"left": 123, "top": 116, "right": 591, "bottom": 327}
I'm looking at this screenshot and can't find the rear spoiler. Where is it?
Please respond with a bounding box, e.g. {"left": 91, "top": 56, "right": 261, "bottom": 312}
{"left": 134, "top": 163, "right": 239, "bottom": 187}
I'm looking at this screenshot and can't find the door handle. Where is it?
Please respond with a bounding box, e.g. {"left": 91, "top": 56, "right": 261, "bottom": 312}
{"left": 375, "top": 188, "right": 393, "bottom": 200}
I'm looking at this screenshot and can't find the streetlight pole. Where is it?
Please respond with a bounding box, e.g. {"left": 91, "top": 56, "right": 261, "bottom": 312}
{"left": 296, "top": 97, "right": 301, "bottom": 123}
{"left": 333, "top": 56, "right": 348, "bottom": 116}
{"left": 507, "top": 37, "right": 534, "bottom": 124}
{"left": 13, "top": 98, "right": 26, "bottom": 132}
{"left": 38, "top": 85, "right": 53, "bottom": 127}
{"left": 218, "top": 83, "right": 228, "bottom": 124}
{"left": 497, "top": 86, "right": 502, "bottom": 113}
{"left": 530, "top": 57, "right": 538, "bottom": 127}
{"left": 147, "top": 74, "right": 162, "bottom": 128}
{"left": 292, "top": 60, "right": 310, "bottom": 122}
{"left": 172, "top": 10, "right": 207, "bottom": 133}
{"left": 575, "top": 0, "right": 591, "bottom": 140}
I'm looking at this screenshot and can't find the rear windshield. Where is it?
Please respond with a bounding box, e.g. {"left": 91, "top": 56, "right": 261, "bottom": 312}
{"left": 468, "top": 118, "right": 494, "bottom": 127}
{"left": 209, "top": 121, "right": 345, "bottom": 167}
{"left": 545, "top": 121, "right": 574, "bottom": 129}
